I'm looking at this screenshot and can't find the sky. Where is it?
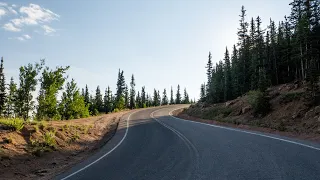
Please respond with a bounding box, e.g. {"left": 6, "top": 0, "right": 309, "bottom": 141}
{"left": 0, "top": 0, "right": 292, "bottom": 100}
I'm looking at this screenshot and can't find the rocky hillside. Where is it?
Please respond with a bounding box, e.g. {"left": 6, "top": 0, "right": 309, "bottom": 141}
{"left": 182, "top": 83, "right": 320, "bottom": 136}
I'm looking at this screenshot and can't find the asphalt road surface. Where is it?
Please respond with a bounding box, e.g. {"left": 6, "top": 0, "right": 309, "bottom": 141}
{"left": 56, "top": 105, "right": 320, "bottom": 180}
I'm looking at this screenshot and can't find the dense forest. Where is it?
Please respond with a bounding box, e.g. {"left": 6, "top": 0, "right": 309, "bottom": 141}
{"left": 0, "top": 58, "right": 192, "bottom": 121}
{"left": 201, "top": 0, "right": 320, "bottom": 108}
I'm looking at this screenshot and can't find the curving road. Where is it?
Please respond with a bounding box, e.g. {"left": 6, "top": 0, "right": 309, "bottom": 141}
{"left": 56, "top": 105, "right": 320, "bottom": 180}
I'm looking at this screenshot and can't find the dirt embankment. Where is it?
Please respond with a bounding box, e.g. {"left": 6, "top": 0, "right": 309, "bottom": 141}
{"left": 175, "top": 83, "right": 320, "bottom": 143}
{"left": 0, "top": 111, "right": 129, "bottom": 180}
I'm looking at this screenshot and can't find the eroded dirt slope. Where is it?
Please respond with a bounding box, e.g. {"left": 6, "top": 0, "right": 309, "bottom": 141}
{"left": 0, "top": 111, "right": 129, "bottom": 180}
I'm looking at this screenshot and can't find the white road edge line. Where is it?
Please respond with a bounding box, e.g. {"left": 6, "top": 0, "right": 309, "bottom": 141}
{"left": 60, "top": 110, "right": 140, "bottom": 180}
{"left": 169, "top": 108, "right": 320, "bottom": 151}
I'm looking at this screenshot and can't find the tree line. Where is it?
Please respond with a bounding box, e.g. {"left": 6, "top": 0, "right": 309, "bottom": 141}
{"left": 0, "top": 58, "right": 192, "bottom": 121}
{"left": 201, "top": 0, "right": 320, "bottom": 104}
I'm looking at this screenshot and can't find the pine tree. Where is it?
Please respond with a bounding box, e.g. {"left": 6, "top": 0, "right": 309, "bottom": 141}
{"left": 153, "top": 89, "right": 159, "bottom": 106}
{"left": 95, "top": 86, "right": 103, "bottom": 112}
{"left": 141, "top": 86, "right": 146, "bottom": 108}
{"left": 136, "top": 91, "right": 141, "bottom": 108}
{"left": 231, "top": 45, "right": 240, "bottom": 98}
{"left": 200, "top": 83, "right": 206, "bottom": 102}
{"left": 162, "top": 89, "right": 168, "bottom": 105}
{"left": 183, "top": 88, "right": 190, "bottom": 104}
{"left": 84, "top": 85, "right": 90, "bottom": 105}
{"left": 104, "top": 86, "right": 113, "bottom": 113}
{"left": 5, "top": 77, "right": 17, "bottom": 118}
{"left": 175, "top": 85, "right": 181, "bottom": 104}
{"left": 170, "top": 86, "right": 175, "bottom": 105}
{"left": 157, "top": 90, "right": 161, "bottom": 106}
{"left": 129, "top": 74, "right": 136, "bottom": 109}
{"left": 237, "top": 6, "right": 250, "bottom": 94}
{"left": 206, "top": 52, "right": 213, "bottom": 94}
{"left": 124, "top": 84, "right": 129, "bottom": 109}
{"left": 115, "top": 69, "right": 126, "bottom": 110}
{"left": 0, "top": 57, "right": 5, "bottom": 116}
{"left": 224, "top": 47, "right": 233, "bottom": 101}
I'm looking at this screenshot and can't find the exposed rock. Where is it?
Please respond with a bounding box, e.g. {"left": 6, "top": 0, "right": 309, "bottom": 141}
{"left": 242, "top": 106, "right": 252, "bottom": 114}
{"left": 314, "top": 106, "right": 320, "bottom": 115}
{"left": 286, "top": 84, "right": 295, "bottom": 91}
{"left": 225, "top": 102, "right": 231, "bottom": 107}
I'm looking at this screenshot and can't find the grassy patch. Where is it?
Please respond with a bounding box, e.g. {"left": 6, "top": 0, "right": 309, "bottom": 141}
{"left": 29, "top": 130, "right": 57, "bottom": 157}
{"left": 0, "top": 118, "right": 24, "bottom": 131}
{"left": 43, "top": 131, "right": 56, "bottom": 148}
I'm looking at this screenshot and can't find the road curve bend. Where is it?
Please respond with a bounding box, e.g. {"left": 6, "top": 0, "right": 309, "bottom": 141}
{"left": 56, "top": 105, "right": 320, "bottom": 180}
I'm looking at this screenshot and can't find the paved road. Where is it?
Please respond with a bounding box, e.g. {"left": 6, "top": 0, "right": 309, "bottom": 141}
{"left": 56, "top": 105, "right": 320, "bottom": 180}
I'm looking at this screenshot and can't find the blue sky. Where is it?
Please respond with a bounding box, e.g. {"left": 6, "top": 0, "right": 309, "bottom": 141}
{"left": 0, "top": 0, "right": 292, "bottom": 100}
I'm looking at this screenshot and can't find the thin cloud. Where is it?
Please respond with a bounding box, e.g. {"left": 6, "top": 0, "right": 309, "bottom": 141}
{"left": 3, "top": 22, "right": 21, "bottom": 32}
{"left": 0, "top": 8, "right": 5, "bottom": 17}
{"left": 0, "top": 2, "right": 18, "bottom": 16}
{"left": 9, "top": 36, "right": 25, "bottom": 41}
{"left": 42, "top": 25, "right": 56, "bottom": 35}
{"left": 7, "top": 6, "right": 17, "bottom": 15}
{"left": 23, "top": 34, "right": 31, "bottom": 39}
{"left": 0, "top": 2, "right": 7, "bottom": 7}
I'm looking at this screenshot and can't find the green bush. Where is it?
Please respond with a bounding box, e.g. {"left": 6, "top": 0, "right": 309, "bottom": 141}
{"left": 0, "top": 118, "right": 24, "bottom": 131}
{"left": 43, "top": 131, "right": 56, "bottom": 148}
{"left": 201, "top": 107, "right": 232, "bottom": 119}
{"left": 113, "top": 108, "right": 120, "bottom": 113}
{"left": 247, "top": 91, "right": 270, "bottom": 116}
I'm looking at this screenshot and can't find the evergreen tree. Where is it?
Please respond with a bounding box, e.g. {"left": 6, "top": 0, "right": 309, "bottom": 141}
{"left": 95, "top": 86, "right": 103, "bottom": 112}
{"left": 141, "top": 86, "right": 146, "bottom": 108}
{"left": 5, "top": 77, "right": 17, "bottom": 118}
{"left": 224, "top": 47, "right": 233, "bottom": 101}
{"left": 136, "top": 91, "right": 142, "bottom": 108}
{"left": 175, "top": 85, "right": 181, "bottom": 104}
{"left": 170, "top": 86, "right": 175, "bottom": 105}
{"left": 183, "top": 88, "right": 190, "bottom": 104}
{"left": 104, "top": 86, "right": 113, "bottom": 113}
{"left": 231, "top": 45, "right": 240, "bottom": 98}
{"left": 124, "top": 84, "right": 129, "bottom": 109}
{"left": 200, "top": 83, "right": 206, "bottom": 102}
{"left": 162, "top": 89, "right": 168, "bottom": 105}
{"left": 153, "top": 89, "right": 159, "bottom": 106}
{"left": 115, "top": 69, "right": 126, "bottom": 110}
{"left": 129, "top": 74, "right": 136, "bottom": 109}
{"left": 206, "top": 52, "right": 213, "bottom": 94}
{"left": 157, "top": 90, "right": 161, "bottom": 106}
{"left": 84, "top": 85, "right": 90, "bottom": 105}
{"left": 0, "top": 57, "right": 5, "bottom": 116}
{"left": 237, "top": 6, "right": 250, "bottom": 94}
